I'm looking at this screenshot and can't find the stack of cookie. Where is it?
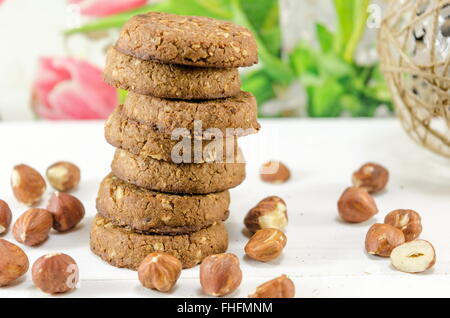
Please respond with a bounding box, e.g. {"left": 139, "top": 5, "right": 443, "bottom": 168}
{"left": 90, "top": 12, "right": 259, "bottom": 269}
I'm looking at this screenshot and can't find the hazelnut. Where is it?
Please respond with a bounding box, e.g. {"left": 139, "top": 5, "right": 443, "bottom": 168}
{"left": 249, "top": 275, "right": 295, "bottom": 298}
{"left": 0, "top": 200, "right": 12, "bottom": 235}
{"left": 13, "top": 208, "right": 53, "bottom": 246}
{"left": 47, "top": 192, "right": 85, "bottom": 232}
{"left": 138, "top": 252, "right": 182, "bottom": 292}
{"left": 245, "top": 228, "right": 287, "bottom": 262}
{"left": 365, "top": 224, "right": 405, "bottom": 257}
{"left": 32, "top": 253, "right": 79, "bottom": 294}
{"left": 11, "top": 164, "right": 46, "bottom": 206}
{"left": 200, "top": 253, "right": 242, "bottom": 297}
{"left": 260, "top": 161, "right": 290, "bottom": 184}
{"left": 244, "top": 196, "right": 288, "bottom": 233}
{"left": 0, "top": 239, "right": 29, "bottom": 286}
{"left": 352, "top": 162, "right": 389, "bottom": 193}
{"left": 46, "top": 161, "right": 80, "bottom": 192}
{"left": 384, "top": 209, "right": 422, "bottom": 242}
{"left": 390, "top": 240, "right": 436, "bottom": 273}
{"left": 337, "top": 187, "right": 378, "bottom": 223}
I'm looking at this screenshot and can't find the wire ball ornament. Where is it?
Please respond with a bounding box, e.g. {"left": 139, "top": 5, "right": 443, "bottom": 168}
{"left": 378, "top": 0, "right": 450, "bottom": 158}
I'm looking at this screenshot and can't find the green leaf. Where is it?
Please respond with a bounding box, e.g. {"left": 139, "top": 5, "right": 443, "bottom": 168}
{"left": 316, "top": 23, "right": 334, "bottom": 53}
{"left": 240, "top": 0, "right": 275, "bottom": 30}
{"left": 347, "top": 97, "right": 379, "bottom": 117}
{"left": 333, "top": 0, "right": 370, "bottom": 63}
{"left": 118, "top": 89, "right": 128, "bottom": 104}
{"left": 65, "top": 3, "right": 167, "bottom": 35}
{"left": 290, "top": 39, "right": 391, "bottom": 117}
{"left": 241, "top": 69, "right": 276, "bottom": 107}
{"left": 308, "top": 78, "right": 344, "bottom": 117}
{"left": 193, "top": 0, "right": 233, "bottom": 19}
{"left": 364, "top": 83, "right": 391, "bottom": 103}
{"left": 290, "top": 42, "right": 353, "bottom": 79}
{"left": 343, "top": 0, "right": 370, "bottom": 63}
{"left": 369, "top": 65, "right": 392, "bottom": 102}
{"left": 231, "top": 0, "right": 294, "bottom": 86}
{"left": 340, "top": 94, "right": 363, "bottom": 116}
{"left": 299, "top": 72, "right": 323, "bottom": 87}
{"left": 65, "top": 0, "right": 232, "bottom": 35}
{"left": 160, "top": 0, "right": 231, "bottom": 17}
{"left": 240, "top": 0, "right": 281, "bottom": 57}
{"left": 318, "top": 53, "right": 354, "bottom": 78}
{"left": 289, "top": 41, "right": 319, "bottom": 77}
{"left": 333, "top": 0, "right": 355, "bottom": 56}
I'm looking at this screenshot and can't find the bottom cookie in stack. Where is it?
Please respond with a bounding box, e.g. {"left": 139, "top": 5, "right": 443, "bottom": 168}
{"left": 90, "top": 215, "right": 228, "bottom": 269}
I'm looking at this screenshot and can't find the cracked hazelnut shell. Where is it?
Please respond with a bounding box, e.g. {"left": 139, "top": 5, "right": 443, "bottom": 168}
{"left": 352, "top": 162, "right": 389, "bottom": 193}
{"left": 244, "top": 196, "right": 288, "bottom": 233}
{"left": 384, "top": 209, "right": 422, "bottom": 242}
{"left": 365, "top": 223, "right": 405, "bottom": 257}
{"left": 46, "top": 161, "right": 80, "bottom": 192}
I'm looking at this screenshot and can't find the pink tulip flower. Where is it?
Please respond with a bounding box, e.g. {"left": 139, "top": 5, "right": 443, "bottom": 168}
{"left": 32, "top": 57, "right": 118, "bottom": 120}
{"left": 69, "top": 0, "right": 148, "bottom": 17}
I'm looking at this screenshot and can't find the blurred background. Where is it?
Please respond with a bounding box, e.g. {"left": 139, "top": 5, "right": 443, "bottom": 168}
{"left": 0, "top": 0, "right": 393, "bottom": 121}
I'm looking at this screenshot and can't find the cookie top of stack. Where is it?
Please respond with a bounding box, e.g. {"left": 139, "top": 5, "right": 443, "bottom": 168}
{"left": 115, "top": 12, "right": 258, "bottom": 68}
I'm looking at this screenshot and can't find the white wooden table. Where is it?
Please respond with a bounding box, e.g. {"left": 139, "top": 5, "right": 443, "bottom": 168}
{"left": 0, "top": 119, "right": 449, "bottom": 298}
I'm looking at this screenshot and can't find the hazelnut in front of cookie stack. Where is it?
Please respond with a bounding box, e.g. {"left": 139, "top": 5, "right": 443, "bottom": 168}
{"left": 90, "top": 12, "right": 260, "bottom": 269}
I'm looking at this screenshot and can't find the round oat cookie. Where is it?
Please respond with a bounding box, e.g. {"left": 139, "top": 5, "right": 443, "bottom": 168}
{"left": 105, "top": 106, "right": 239, "bottom": 163}
{"left": 104, "top": 48, "right": 241, "bottom": 100}
{"left": 123, "top": 91, "right": 260, "bottom": 137}
{"left": 97, "top": 174, "right": 230, "bottom": 234}
{"left": 115, "top": 12, "right": 258, "bottom": 68}
{"left": 90, "top": 215, "right": 228, "bottom": 269}
{"left": 111, "top": 148, "right": 246, "bottom": 194}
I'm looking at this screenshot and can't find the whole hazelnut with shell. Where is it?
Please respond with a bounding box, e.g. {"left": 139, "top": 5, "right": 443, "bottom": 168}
{"left": 249, "top": 275, "right": 295, "bottom": 298}
{"left": 245, "top": 228, "right": 287, "bottom": 262}
{"left": 13, "top": 208, "right": 53, "bottom": 246}
{"left": 11, "top": 164, "right": 46, "bottom": 206}
{"left": 32, "top": 253, "right": 79, "bottom": 294}
{"left": 0, "top": 239, "right": 29, "bottom": 286}
{"left": 352, "top": 162, "right": 389, "bottom": 194}
{"left": 138, "top": 252, "right": 182, "bottom": 292}
{"left": 260, "top": 161, "right": 290, "bottom": 184}
{"left": 338, "top": 187, "right": 378, "bottom": 223}
{"left": 47, "top": 192, "right": 85, "bottom": 232}
{"left": 0, "top": 200, "right": 12, "bottom": 235}
{"left": 200, "top": 253, "right": 242, "bottom": 297}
